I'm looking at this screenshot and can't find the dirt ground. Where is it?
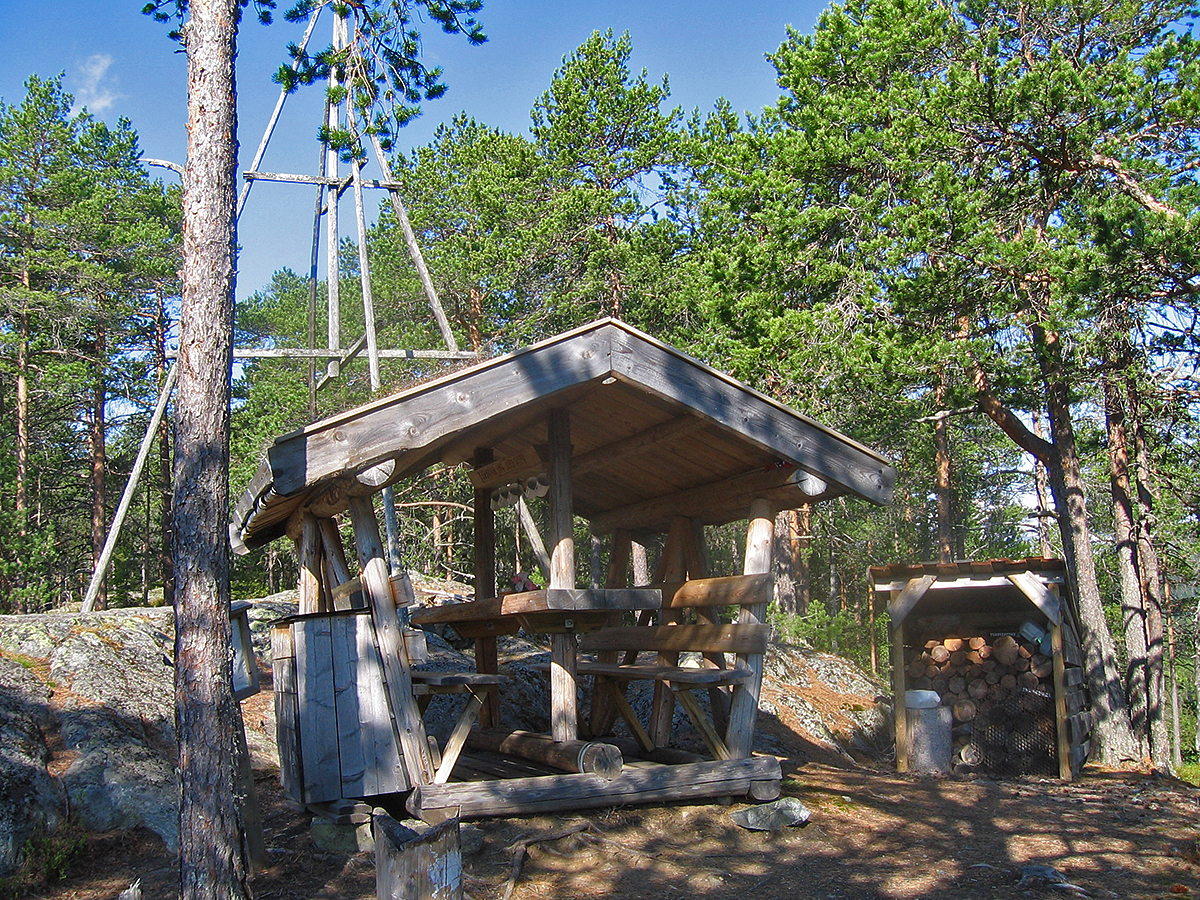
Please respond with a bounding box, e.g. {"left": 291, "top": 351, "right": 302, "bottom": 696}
{"left": 21, "top": 749, "right": 1200, "bottom": 900}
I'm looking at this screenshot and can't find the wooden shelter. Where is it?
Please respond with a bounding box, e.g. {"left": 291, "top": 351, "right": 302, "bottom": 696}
{"left": 871, "top": 558, "right": 1091, "bottom": 780}
{"left": 234, "top": 319, "right": 897, "bottom": 821}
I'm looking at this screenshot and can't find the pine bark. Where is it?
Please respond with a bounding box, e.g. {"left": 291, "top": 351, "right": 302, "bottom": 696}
{"left": 90, "top": 328, "right": 108, "bottom": 609}
{"left": 173, "top": 3, "right": 247, "bottom": 900}
{"left": 1035, "top": 326, "right": 1139, "bottom": 764}
{"left": 1128, "top": 380, "right": 1169, "bottom": 769}
{"left": 1103, "top": 373, "right": 1149, "bottom": 753}
{"left": 972, "top": 332, "right": 1139, "bottom": 765}
{"left": 934, "top": 377, "right": 954, "bottom": 564}
{"left": 773, "top": 508, "right": 802, "bottom": 616}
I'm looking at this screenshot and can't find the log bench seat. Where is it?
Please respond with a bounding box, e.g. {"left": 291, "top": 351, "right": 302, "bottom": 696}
{"left": 410, "top": 671, "right": 509, "bottom": 690}
{"left": 574, "top": 660, "right": 755, "bottom": 686}
{"left": 571, "top": 622, "right": 770, "bottom": 761}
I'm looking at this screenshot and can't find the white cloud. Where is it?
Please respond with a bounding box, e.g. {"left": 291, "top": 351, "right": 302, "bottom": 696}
{"left": 73, "top": 54, "right": 120, "bottom": 114}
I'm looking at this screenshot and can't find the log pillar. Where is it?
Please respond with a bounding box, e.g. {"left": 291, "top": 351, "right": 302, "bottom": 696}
{"left": 547, "top": 408, "right": 577, "bottom": 741}
{"left": 348, "top": 495, "right": 436, "bottom": 785}
{"left": 473, "top": 448, "right": 501, "bottom": 729}
{"left": 725, "top": 498, "right": 774, "bottom": 758}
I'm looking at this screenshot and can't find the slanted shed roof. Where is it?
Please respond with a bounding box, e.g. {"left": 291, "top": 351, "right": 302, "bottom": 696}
{"left": 232, "top": 319, "right": 896, "bottom": 551}
{"left": 870, "top": 558, "right": 1068, "bottom": 627}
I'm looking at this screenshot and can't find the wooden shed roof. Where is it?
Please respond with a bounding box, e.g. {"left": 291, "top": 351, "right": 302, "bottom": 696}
{"left": 870, "top": 558, "right": 1068, "bottom": 628}
{"left": 232, "top": 319, "right": 897, "bottom": 551}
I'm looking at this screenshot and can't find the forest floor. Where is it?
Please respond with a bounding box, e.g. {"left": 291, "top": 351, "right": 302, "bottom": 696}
{"left": 22, "top": 747, "right": 1200, "bottom": 900}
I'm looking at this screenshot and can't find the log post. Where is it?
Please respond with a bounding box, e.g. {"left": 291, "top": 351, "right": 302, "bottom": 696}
{"left": 890, "top": 593, "right": 909, "bottom": 772}
{"left": 465, "top": 730, "right": 623, "bottom": 780}
{"left": 1051, "top": 613, "right": 1073, "bottom": 780}
{"left": 725, "top": 498, "right": 774, "bottom": 758}
{"left": 650, "top": 518, "right": 689, "bottom": 747}
{"left": 587, "top": 529, "right": 632, "bottom": 736}
{"left": 348, "top": 496, "right": 436, "bottom": 785}
{"left": 295, "top": 511, "right": 322, "bottom": 614}
{"left": 472, "top": 448, "right": 500, "bottom": 729}
{"left": 374, "top": 812, "right": 462, "bottom": 900}
{"left": 547, "top": 409, "right": 577, "bottom": 741}
{"left": 317, "top": 516, "right": 359, "bottom": 609}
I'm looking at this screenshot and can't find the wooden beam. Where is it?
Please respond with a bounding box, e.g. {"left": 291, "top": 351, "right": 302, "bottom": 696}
{"left": 887, "top": 575, "right": 937, "bottom": 629}
{"left": 267, "top": 325, "right": 612, "bottom": 497}
{"left": 661, "top": 574, "right": 772, "bottom": 609}
{"left": 317, "top": 517, "right": 359, "bottom": 610}
{"left": 548, "top": 408, "right": 578, "bottom": 742}
{"left": 406, "top": 756, "right": 783, "bottom": 821}
{"left": 589, "top": 530, "right": 632, "bottom": 738}
{"left": 296, "top": 511, "right": 323, "bottom": 614}
{"left": 464, "top": 730, "right": 623, "bottom": 780}
{"left": 348, "top": 496, "right": 436, "bottom": 786}
{"left": 890, "top": 590, "right": 909, "bottom": 773}
{"left": 571, "top": 414, "right": 707, "bottom": 478}
{"left": 550, "top": 631, "right": 578, "bottom": 743}
{"left": 587, "top": 464, "right": 824, "bottom": 536}
{"left": 674, "top": 688, "right": 732, "bottom": 761}
{"left": 1006, "top": 571, "right": 1062, "bottom": 625}
{"left": 606, "top": 327, "right": 895, "bottom": 505}
{"left": 473, "top": 447, "right": 500, "bottom": 730}
{"left": 650, "top": 519, "right": 689, "bottom": 747}
{"left": 516, "top": 497, "right": 551, "bottom": 581}
{"left": 1051, "top": 621, "right": 1073, "bottom": 780}
{"left": 244, "top": 169, "right": 406, "bottom": 190}
{"left": 548, "top": 408, "right": 575, "bottom": 590}
{"left": 725, "top": 499, "right": 774, "bottom": 758}
{"left": 409, "top": 589, "right": 661, "bottom": 626}
{"left": 433, "top": 692, "right": 483, "bottom": 785}
{"left": 578, "top": 624, "right": 769, "bottom": 655}
{"left": 605, "top": 681, "right": 654, "bottom": 753}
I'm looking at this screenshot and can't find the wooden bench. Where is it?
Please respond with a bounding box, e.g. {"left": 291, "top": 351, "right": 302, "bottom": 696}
{"left": 409, "top": 670, "right": 510, "bottom": 784}
{"left": 577, "top": 621, "right": 770, "bottom": 761}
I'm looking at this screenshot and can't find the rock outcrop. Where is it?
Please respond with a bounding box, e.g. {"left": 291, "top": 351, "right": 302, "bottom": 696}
{"left": 0, "top": 596, "right": 891, "bottom": 878}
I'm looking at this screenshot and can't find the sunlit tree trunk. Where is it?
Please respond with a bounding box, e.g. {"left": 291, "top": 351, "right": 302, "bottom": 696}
{"left": 173, "top": 1, "right": 247, "bottom": 898}
{"left": 1128, "top": 379, "right": 1169, "bottom": 770}
{"left": 1104, "top": 372, "right": 1149, "bottom": 756}
{"left": 89, "top": 326, "right": 108, "bottom": 609}
{"left": 1036, "top": 326, "right": 1139, "bottom": 764}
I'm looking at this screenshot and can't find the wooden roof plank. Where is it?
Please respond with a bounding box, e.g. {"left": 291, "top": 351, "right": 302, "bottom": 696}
{"left": 1006, "top": 572, "right": 1062, "bottom": 625}
{"left": 268, "top": 328, "right": 614, "bottom": 496}
{"left": 887, "top": 575, "right": 937, "bottom": 629}
{"left": 606, "top": 328, "right": 895, "bottom": 505}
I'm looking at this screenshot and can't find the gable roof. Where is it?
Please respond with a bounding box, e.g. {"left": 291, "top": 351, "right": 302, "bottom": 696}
{"left": 232, "top": 319, "right": 896, "bottom": 551}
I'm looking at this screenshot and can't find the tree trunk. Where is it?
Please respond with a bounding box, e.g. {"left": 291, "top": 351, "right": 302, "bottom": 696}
{"left": 90, "top": 327, "right": 108, "bottom": 610}
{"left": 1036, "top": 326, "right": 1139, "bottom": 765}
{"left": 1032, "top": 412, "right": 1054, "bottom": 557}
{"left": 773, "top": 508, "right": 801, "bottom": 616}
{"left": 934, "top": 375, "right": 954, "bottom": 564}
{"left": 173, "top": 2, "right": 248, "bottom": 899}
{"left": 1128, "top": 379, "right": 1169, "bottom": 770}
{"left": 1103, "top": 373, "right": 1149, "bottom": 755}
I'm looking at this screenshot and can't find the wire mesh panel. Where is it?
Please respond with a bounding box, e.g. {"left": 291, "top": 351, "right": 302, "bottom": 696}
{"left": 974, "top": 687, "right": 1057, "bottom": 777}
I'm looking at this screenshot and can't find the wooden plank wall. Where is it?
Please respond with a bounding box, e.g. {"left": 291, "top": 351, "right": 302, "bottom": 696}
{"left": 275, "top": 612, "right": 411, "bottom": 804}
{"left": 272, "top": 624, "right": 303, "bottom": 803}
{"left": 296, "top": 615, "right": 341, "bottom": 802}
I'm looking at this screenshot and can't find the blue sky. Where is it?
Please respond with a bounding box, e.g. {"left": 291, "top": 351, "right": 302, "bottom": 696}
{"left": 0, "top": 1, "right": 829, "bottom": 302}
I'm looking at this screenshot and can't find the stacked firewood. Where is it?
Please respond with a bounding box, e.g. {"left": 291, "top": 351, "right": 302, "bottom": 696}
{"left": 906, "top": 634, "right": 1055, "bottom": 768}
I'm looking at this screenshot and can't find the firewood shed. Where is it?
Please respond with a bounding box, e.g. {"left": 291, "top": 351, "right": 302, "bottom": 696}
{"left": 871, "top": 559, "right": 1091, "bottom": 780}
{"left": 232, "top": 319, "right": 897, "bottom": 822}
